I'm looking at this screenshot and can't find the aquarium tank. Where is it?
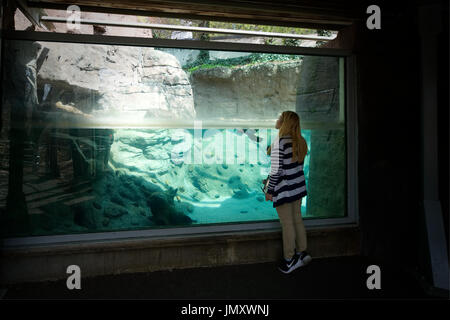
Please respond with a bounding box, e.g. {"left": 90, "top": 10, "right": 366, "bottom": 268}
{"left": 0, "top": 40, "right": 346, "bottom": 237}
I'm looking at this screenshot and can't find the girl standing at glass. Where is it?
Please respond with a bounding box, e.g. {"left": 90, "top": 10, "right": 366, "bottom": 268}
{"left": 266, "top": 111, "right": 312, "bottom": 274}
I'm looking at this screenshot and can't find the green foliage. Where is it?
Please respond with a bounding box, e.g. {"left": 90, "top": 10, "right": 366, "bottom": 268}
{"left": 149, "top": 18, "right": 318, "bottom": 39}
{"left": 282, "top": 38, "right": 302, "bottom": 46}
{"left": 263, "top": 38, "right": 276, "bottom": 45}
{"left": 209, "top": 22, "right": 315, "bottom": 36}
{"left": 183, "top": 53, "right": 303, "bottom": 73}
{"left": 317, "top": 29, "right": 333, "bottom": 37}
{"left": 315, "top": 29, "right": 333, "bottom": 47}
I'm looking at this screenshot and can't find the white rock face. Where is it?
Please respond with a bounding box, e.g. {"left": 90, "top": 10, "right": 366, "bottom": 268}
{"left": 37, "top": 42, "right": 195, "bottom": 122}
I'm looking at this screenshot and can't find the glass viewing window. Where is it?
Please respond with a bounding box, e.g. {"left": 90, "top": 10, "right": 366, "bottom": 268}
{"left": 0, "top": 39, "right": 346, "bottom": 237}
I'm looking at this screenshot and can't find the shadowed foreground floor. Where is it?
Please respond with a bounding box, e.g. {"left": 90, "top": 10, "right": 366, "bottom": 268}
{"left": 2, "top": 255, "right": 443, "bottom": 301}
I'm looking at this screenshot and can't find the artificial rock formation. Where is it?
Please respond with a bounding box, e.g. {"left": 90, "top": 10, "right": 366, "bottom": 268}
{"left": 37, "top": 43, "right": 195, "bottom": 122}
{"left": 190, "top": 60, "right": 302, "bottom": 120}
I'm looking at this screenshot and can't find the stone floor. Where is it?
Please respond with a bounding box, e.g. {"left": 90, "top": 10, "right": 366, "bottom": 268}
{"left": 2, "top": 255, "right": 441, "bottom": 300}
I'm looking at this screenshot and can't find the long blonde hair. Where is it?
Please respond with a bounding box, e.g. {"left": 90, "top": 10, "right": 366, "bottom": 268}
{"left": 269, "top": 111, "right": 308, "bottom": 163}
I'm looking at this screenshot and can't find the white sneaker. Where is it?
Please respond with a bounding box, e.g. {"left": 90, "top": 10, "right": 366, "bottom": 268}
{"left": 293, "top": 251, "right": 312, "bottom": 269}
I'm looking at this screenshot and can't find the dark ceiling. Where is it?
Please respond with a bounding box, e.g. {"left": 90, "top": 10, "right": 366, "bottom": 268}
{"left": 26, "top": 1, "right": 439, "bottom": 30}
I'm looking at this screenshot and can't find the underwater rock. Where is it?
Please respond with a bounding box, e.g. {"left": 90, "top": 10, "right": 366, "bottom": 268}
{"left": 147, "top": 190, "right": 194, "bottom": 226}
{"left": 144, "top": 145, "right": 170, "bottom": 160}
{"left": 228, "top": 176, "right": 250, "bottom": 196}
{"left": 186, "top": 203, "right": 194, "bottom": 213}
{"left": 228, "top": 175, "right": 241, "bottom": 185}
{"left": 147, "top": 159, "right": 171, "bottom": 172}
{"left": 110, "top": 131, "right": 177, "bottom": 174}
{"left": 104, "top": 203, "right": 127, "bottom": 218}
{"left": 157, "top": 169, "right": 169, "bottom": 176}
{"left": 131, "top": 216, "right": 140, "bottom": 226}
{"left": 138, "top": 208, "right": 148, "bottom": 217}
{"left": 171, "top": 159, "right": 184, "bottom": 168}
{"left": 110, "top": 192, "right": 126, "bottom": 206}
{"left": 118, "top": 130, "right": 169, "bottom": 149}
{"left": 191, "top": 192, "right": 202, "bottom": 202}
{"left": 172, "top": 212, "right": 196, "bottom": 225}
{"left": 192, "top": 175, "right": 209, "bottom": 193}
{"left": 119, "top": 188, "right": 138, "bottom": 201}
{"left": 170, "top": 132, "right": 185, "bottom": 144}
{"left": 167, "top": 187, "right": 178, "bottom": 199}
{"left": 146, "top": 172, "right": 157, "bottom": 179}
{"left": 232, "top": 189, "right": 250, "bottom": 199}
{"left": 102, "top": 217, "right": 110, "bottom": 227}
{"left": 170, "top": 145, "right": 192, "bottom": 168}
{"left": 92, "top": 201, "right": 102, "bottom": 210}
{"left": 256, "top": 196, "right": 265, "bottom": 202}
{"left": 114, "top": 169, "right": 125, "bottom": 178}
{"left": 110, "top": 141, "right": 147, "bottom": 171}
{"left": 73, "top": 202, "right": 98, "bottom": 229}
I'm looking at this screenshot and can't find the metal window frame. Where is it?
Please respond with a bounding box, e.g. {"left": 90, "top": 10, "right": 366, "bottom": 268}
{"left": 40, "top": 16, "right": 337, "bottom": 41}
{"left": 0, "top": 30, "right": 358, "bottom": 247}
{"left": 2, "top": 30, "right": 351, "bottom": 56}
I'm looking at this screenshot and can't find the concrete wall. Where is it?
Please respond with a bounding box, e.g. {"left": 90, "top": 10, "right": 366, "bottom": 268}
{"left": 190, "top": 60, "right": 302, "bottom": 120}
{"left": 296, "top": 56, "right": 345, "bottom": 218}
{"left": 0, "top": 225, "right": 360, "bottom": 284}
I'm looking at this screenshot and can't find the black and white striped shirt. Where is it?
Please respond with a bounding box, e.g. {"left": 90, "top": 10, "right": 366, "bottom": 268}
{"left": 267, "top": 135, "right": 307, "bottom": 207}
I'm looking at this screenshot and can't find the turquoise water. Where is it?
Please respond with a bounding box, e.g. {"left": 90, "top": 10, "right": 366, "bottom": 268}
{"left": 107, "top": 128, "right": 311, "bottom": 226}
{"left": 13, "top": 128, "right": 311, "bottom": 236}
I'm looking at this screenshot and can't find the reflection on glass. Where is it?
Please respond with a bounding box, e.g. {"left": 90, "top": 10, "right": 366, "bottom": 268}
{"left": 0, "top": 40, "right": 345, "bottom": 237}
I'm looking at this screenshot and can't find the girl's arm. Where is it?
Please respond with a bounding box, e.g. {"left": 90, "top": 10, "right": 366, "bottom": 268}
{"left": 267, "top": 138, "right": 283, "bottom": 195}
